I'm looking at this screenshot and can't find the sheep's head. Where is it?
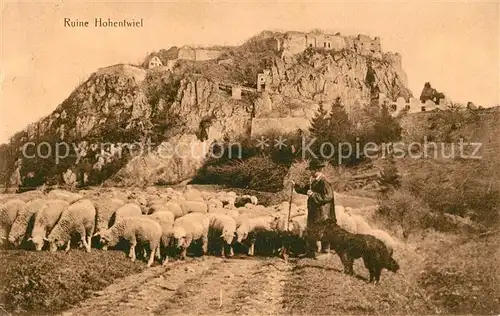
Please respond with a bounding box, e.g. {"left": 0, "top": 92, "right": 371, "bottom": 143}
{"left": 221, "top": 228, "right": 235, "bottom": 245}
{"left": 172, "top": 227, "right": 187, "bottom": 249}
{"left": 98, "top": 231, "right": 117, "bottom": 247}
{"left": 236, "top": 227, "right": 248, "bottom": 243}
{"left": 250, "top": 196, "right": 258, "bottom": 205}
{"left": 45, "top": 235, "right": 65, "bottom": 252}
{"left": 28, "top": 236, "right": 45, "bottom": 251}
{"left": 7, "top": 235, "right": 17, "bottom": 245}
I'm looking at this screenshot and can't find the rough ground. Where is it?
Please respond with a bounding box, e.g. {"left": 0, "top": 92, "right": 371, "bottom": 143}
{"left": 65, "top": 255, "right": 292, "bottom": 316}
{"left": 62, "top": 250, "right": 439, "bottom": 316}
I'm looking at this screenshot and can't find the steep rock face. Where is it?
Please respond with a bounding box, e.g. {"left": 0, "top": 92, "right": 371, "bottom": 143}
{"left": 250, "top": 49, "right": 411, "bottom": 135}
{"left": 24, "top": 64, "right": 150, "bottom": 142}
{"left": 106, "top": 75, "right": 253, "bottom": 186}
{"left": 3, "top": 64, "right": 253, "bottom": 188}
{"left": 268, "top": 50, "right": 411, "bottom": 110}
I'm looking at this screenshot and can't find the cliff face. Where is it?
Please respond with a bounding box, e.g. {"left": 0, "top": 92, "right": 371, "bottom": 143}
{"left": 1, "top": 32, "right": 413, "bottom": 188}
{"left": 269, "top": 49, "right": 411, "bottom": 105}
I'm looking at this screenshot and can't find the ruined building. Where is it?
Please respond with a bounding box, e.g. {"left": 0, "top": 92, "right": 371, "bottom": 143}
{"left": 277, "top": 31, "right": 382, "bottom": 58}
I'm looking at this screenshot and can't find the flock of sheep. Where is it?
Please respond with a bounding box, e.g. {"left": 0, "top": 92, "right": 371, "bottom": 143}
{"left": 0, "top": 186, "right": 398, "bottom": 267}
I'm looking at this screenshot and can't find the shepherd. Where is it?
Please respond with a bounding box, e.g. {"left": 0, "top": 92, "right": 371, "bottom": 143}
{"left": 294, "top": 158, "right": 336, "bottom": 259}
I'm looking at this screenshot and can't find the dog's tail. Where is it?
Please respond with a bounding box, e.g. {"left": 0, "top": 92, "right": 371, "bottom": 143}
{"left": 385, "top": 256, "right": 400, "bottom": 273}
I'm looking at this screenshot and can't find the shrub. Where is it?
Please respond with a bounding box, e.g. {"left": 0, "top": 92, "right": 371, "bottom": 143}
{"left": 378, "top": 161, "right": 401, "bottom": 195}
{"left": 143, "top": 68, "right": 181, "bottom": 108}
{"left": 193, "top": 156, "right": 289, "bottom": 192}
{"left": 377, "top": 189, "right": 430, "bottom": 238}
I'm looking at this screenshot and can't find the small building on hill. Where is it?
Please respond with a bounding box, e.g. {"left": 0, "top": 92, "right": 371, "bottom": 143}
{"left": 148, "top": 56, "right": 163, "bottom": 69}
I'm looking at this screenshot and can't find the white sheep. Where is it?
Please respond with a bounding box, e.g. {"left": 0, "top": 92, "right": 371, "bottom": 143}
{"left": 46, "top": 199, "right": 96, "bottom": 253}
{"left": 236, "top": 215, "right": 275, "bottom": 256}
{"left": 335, "top": 205, "right": 358, "bottom": 234}
{"left": 184, "top": 188, "right": 204, "bottom": 202}
{"left": 271, "top": 214, "right": 307, "bottom": 238}
{"left": 147, "top": 203, "right": 170, "bottom": 215}
{"left": 162, "top": 212, "right": 210, "bottom": 263}
{"left": 365, "top": 228, "right": 397, "bottom": 256}
{"left": 234, "top": 195, "right": 258, "bottom": 207}
{"left": 244, "top": 203, "right": 255, "bottom": 209}
{"left": 179, "top": 200, "right": 208, "bottom": 215}
{"left": 163, "top": 201, "right": 184, "bottom": 218}
{"left": 93, "top": 198, "right": 126, "bottom": 236}
{"left": 350, "top": 214, "right": 373, "bottom": 234}
{"left": 208, "top": 205, "right": 239, "bottom": 219}
{"left": 207, "top": 213, "right": 237, "bottom": 258}
{"left": 149, "top": 211, "right": 175, "bottom": 230}
{"left": 8, "top": 198, "right": 48, "bottom": 247}
{"left": 207, "top": 198, "right": 224, "bottom": 209}
{"left": 226, "top": 191, "right": 237, "bottom": 198}
{"left": 109, "top": 203, "right": 142, "bottom": 227}
{"left": 199, "top": 190, "right": 215, "bottom": 201}
{"left": 291, "top": 214, "right": 307, "bottom": 234}
{"left": 270, "top": 214, "right": 307, "bottom": 258}
{"left": 216, "top": 192, "right": 236, "bottom": 209}
{"left": 46, "top": 189, "right": 82, "bottom": 203}
{"left": 0, "top": 199, "right": 26, "bottom": 246}
{"left": 28, "top": 199, "right": 69, "bottom": 251}
{"left": 147, "top": 197, "right": 167, "bottom": 208}
{"left": 99, "top": 216, "right": 162, "bottom": 267}
{"left": 234, "top": 210, "right": 270, "bottom": 227}
{"left": 138, "top": 211, "right": 174, "bottom": 260}
{"left": 14, "top": 190, "right": 45, "bottom": 203}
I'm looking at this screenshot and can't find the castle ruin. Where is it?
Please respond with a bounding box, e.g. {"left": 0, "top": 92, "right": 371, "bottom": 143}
{"left": 277, "top": 31, "right": 383, "bottom": 59}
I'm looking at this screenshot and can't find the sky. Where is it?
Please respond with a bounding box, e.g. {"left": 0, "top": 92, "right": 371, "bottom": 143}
{"left": 1, "top": 0, "right": 499, "bottom": 144}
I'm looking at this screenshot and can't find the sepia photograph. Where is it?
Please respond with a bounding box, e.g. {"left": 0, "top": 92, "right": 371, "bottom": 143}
{"left": 0, "top": 0, "right": 499, "bottom": 315}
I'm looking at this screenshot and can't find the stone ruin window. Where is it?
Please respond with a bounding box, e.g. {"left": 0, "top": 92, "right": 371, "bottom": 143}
{"left": 324, "top": 42, "right": 327, "bottom": 47}
{"left": 328, "top": 43, "right": 331, "bottom": 48}
{"left": 421, "top": 106, "right": 426, "bottom": 112}
{"left": 309, "top": 44, "right": 313, "bottom": 47}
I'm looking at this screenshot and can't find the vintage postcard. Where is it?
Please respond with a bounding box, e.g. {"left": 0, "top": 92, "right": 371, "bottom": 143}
{"left": 0, "top": 1, "right": 499, "bottom": 315}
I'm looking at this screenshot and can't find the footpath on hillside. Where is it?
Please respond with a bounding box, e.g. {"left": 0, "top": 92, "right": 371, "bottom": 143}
{"left": 64, "top": 256, "right": 292, "bottom": 316}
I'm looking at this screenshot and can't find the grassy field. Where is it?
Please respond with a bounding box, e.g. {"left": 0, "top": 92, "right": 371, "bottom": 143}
{"left": 283, "top": 231, "right": 500, "bottom": 315}
{"left": 0, "top": 249, "right": 146, "bottom": 315}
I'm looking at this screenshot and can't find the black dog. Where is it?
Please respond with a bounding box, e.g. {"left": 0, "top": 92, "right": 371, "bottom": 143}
{"left": 316, "top": 218, "right": 399, "bottom": 283}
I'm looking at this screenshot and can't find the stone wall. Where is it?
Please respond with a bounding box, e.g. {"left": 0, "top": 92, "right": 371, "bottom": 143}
{"left": 178, "top": 46, "right": 196, "bottom": 60}
{"left": 283, "top": 32, "right": 308, "bottom": 55}
{"left": 280, "top": 31, "right": 381, "bottom": 57}
{"left": 195, "top": 49, "right": 221, "bottom": 61}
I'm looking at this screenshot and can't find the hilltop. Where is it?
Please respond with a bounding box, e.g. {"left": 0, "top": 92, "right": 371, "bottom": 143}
{"left": 0, "top": 29, "right": 424, "bottom": 189}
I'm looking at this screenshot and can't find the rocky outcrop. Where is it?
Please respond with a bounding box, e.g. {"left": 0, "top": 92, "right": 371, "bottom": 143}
{"left": 267, "top": 49, "right": 412, "bottom": 109}
{"left": 1, "top": 31, "right": 414, "bottom": 188}
{"left": 419, "top": 82, "right": 445, "bottom": 104}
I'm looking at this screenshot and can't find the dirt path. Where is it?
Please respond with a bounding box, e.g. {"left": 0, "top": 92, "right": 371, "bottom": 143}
{"left": 64, "top": 256, "right": 292, "bottom": 316}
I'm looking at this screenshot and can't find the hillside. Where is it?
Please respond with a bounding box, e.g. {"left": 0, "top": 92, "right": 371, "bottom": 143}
{"left": 0, "top": 30, "right": 412, "bottom": 190}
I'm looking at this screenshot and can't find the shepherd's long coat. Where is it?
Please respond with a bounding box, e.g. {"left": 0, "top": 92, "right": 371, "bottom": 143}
{"left": 295, "top": 176, "right": 336, "bottom": 228}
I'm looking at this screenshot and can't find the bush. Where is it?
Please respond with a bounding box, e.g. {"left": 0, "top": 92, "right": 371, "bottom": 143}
{"left": 193, "top": 156, "right": 289, "bottom": 192}
{"left": 377, "top": 189, "right": 430, "bottom": 238}
{"left": 378, "top": 161, "right": 401, "bottom": 195}
{"left": 143, "top": 68, "right": 180, "bottom": 107}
